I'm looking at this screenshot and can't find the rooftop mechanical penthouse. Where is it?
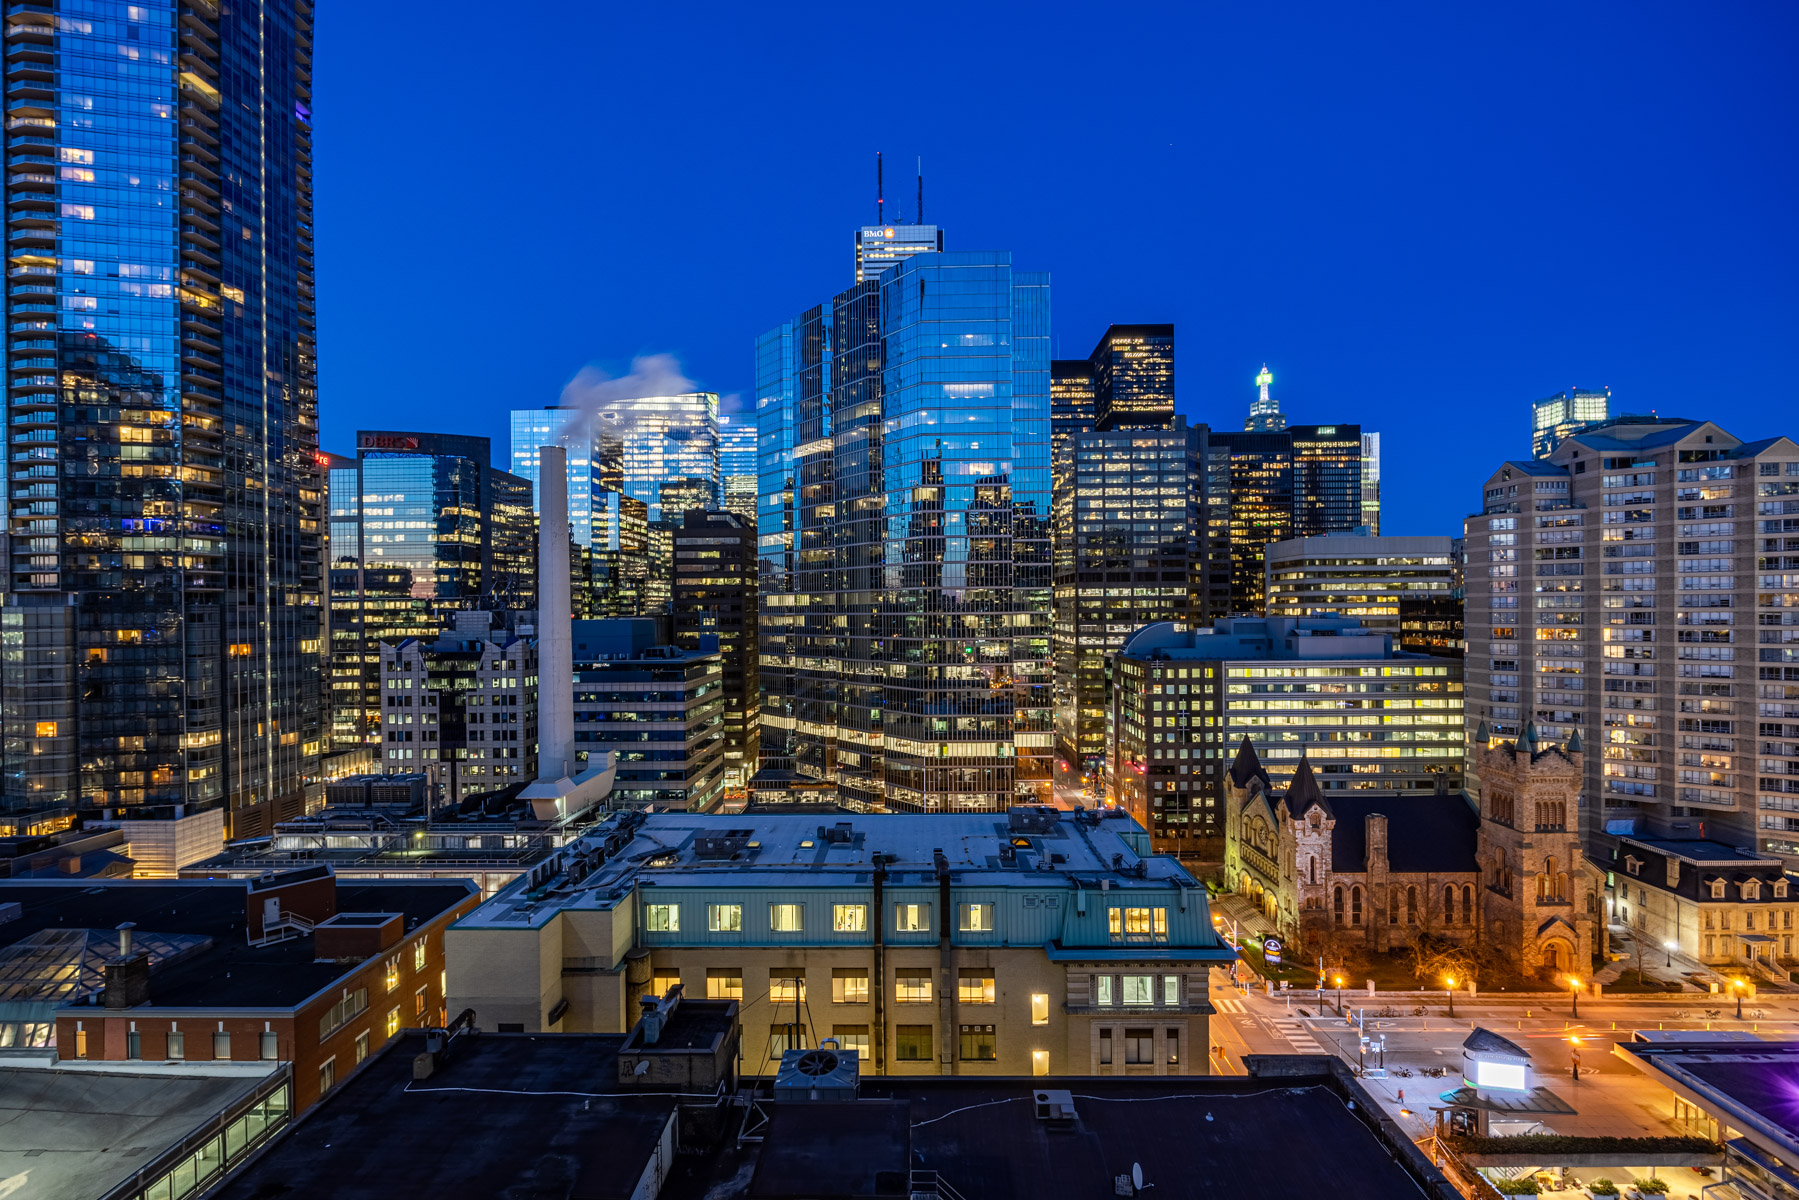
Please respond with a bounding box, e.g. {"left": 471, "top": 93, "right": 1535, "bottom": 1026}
{"left": 447, "top": 807, "right": 1235, "bottom": 1076}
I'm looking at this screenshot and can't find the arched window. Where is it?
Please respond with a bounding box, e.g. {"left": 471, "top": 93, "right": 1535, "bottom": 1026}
{"left": 1406, "top": 886, "right": 1419, "bottom": 925}
{"left": 1463, "top": 884, "right": 1474, "bottom": 923}
{"left": 1390, "top": 886, "right": 1402, "bottom": 925}
{"left": 1333, "top": 886, "right": 1345, "bottom": 925}
{"left": 1444, "top": 885, "right": 1456, "bottom": 925}
{"left": 1308, "top": 856, "right": 1316, "bottom": 884}
{"left": 1351, "top": 886, "right": 1363, "bottom": 926}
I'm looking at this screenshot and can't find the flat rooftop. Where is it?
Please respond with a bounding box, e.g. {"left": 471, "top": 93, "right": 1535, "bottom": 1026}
{"left": 850, "top": 1078, "right": 1432, "bottom": 1200}
{"left": 1620, "top": 1040, "right": 1799, "bottom": 1163}
{"left": 0, "top": 1061, "right": 276, "bottom": 1200}
{"left": 210, "top": 1035, "right": 1439, "bottom": 1200}
{"left": 1624, "top": 837, "right": 1782, "bottom": 866}
{"left": 455, "top": 809, "right": 1203, "bottom": 931}
{"left": 211, "top": 1033, "right": 677, "bottom": 1200}
{"left": 0, "top": 879, "right": 474, "bottom": 1009}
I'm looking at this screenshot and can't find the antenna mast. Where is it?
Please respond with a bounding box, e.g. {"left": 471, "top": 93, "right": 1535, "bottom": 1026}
{"left": 876, "top": 151, "right": 884, "bottom": 226}
{"left": 917, "top": 156, "right": 924, "bottom": 225}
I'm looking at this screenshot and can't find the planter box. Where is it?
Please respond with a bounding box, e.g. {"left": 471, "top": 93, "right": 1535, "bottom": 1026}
{"left": 1458, "top": 1153, "right": 1724, "bottom": 1170}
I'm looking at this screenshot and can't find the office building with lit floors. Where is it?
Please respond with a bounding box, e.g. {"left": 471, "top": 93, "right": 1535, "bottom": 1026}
{"left": 1263, "top": 532, "right": 1459, "bottom": 638}
{"left": 572, "top": 618, "right": 725, "bottom": 811}
{"left": 1052, "top": 421, "right": 1219, "bottom": 805}
{"left": 673, "top": 510, "right": 759, "bottom": 788}
{"left": 325, "top": 434, "right": 535, "bottom": 753}
{"left": 377, "top": 610, "right": 539, "bottom": 800}
{"left": 0, "top": 0, "right": 322, "bottom": 839}
{"left": 754, "top": 250, "right": 1053, "bottom": 813}
{"left": 1462, "top": 416, "right": 1799, "bottom": 865}
{"left": 1108, "top": 616, "right": 1464, "bottom": 863}
{"left": 446, "top": 807, "right": 1234, "bottom": 1076}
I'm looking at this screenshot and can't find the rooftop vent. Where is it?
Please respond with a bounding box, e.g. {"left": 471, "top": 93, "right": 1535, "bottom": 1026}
{"left": 773, "top": 1046, "right": 860, "bottom": 1101}
{"left": 818, "top": 822, "right": 855, "bottom": 845}
{"left": 1008, "top": 806, "right": 1059, "bottom": 835}
{"left": 693, "top": 830, "right": 754, "bottom": 860}
{"left": 1034, "top": 1089, "right": 1077, "bottom": 1122}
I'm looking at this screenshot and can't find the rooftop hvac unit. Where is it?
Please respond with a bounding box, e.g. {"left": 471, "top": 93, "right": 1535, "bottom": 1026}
{"left": 773, "top": 1047, "right": 860, "bottom": 1101}
{"left": 1008, "top": 805, "right": 1059, "bottom": 835}
{"left": 1034, "top": 1089, "right": 1076, "bottom": 1122}
{"left": 693, "top": 830, "right": 754, "bottom": 860}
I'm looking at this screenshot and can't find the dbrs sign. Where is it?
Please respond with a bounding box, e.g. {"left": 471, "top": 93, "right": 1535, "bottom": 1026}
{"left": 359, "top": 434, "right": 419, "bottom": 450}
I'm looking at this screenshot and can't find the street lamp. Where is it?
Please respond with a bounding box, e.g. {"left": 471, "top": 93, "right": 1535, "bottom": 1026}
{"left": 1566, "top": 975, "right": 1581, "bottom": 1018}
{"left": 1444, "top": 975, "right": 1457, "bottom": 1020}
{"left": 1334, "top": 974, "right": 1345, "bottom": 1015}
{"left": 1664, "top": 940, "right": 1676, "bottom": 969}
{"left": 1732, "top": 978, "right": 1745, "bottom": 1020}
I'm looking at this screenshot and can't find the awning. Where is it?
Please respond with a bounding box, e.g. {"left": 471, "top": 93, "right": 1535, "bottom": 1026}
{"left": 1736, "top": 933, "right": 1777, "bottom": 944}
{"left": 1604, "top": 818, "right": 1638, "bottom": 835}
{"left": 1437, "top": 1085, "right": 1578, "bottom": 1116}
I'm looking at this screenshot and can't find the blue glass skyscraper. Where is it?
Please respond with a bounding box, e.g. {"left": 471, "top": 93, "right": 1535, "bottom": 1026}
{"left": 756, "top": 251, "right": 1051, "bottom": 812}
{"left": 1, "top": 0, "right": 320, "bottom": 837}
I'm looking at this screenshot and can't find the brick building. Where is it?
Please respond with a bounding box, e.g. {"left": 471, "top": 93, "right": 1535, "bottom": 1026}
{"left": 0, "top": 869, "right": 476, "bottom": 1113}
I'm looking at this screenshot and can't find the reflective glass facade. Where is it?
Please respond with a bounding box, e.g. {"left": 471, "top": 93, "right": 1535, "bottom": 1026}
{"left": 1053, "top": 426, "right": 1213, "bottom": 802}
{"left": 754, "top": 320, "right": 799, "bottom": 767}
{"left": 1361, "top": 431, "right": 1382, "bottom": 534}
{"left": 1531, "top": 386, "right": 1611, "bottom": 460}
{"left": 853, "top": 223, "right": 941, "bottom": 284}
{"left": 756, "top": 251, "right": 1051, "bottom": 812}
{"left": 325, "top": 434, "right": 533, "bottom": 751}
{"left": 717, "top": 408, "right": 756, "bottom": 519}
{"left": 0, "top": 0, "right": 319, "bottom": 835}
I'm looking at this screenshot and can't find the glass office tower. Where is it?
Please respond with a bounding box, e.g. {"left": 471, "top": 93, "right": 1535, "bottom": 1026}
{"left": 756, "top": 251, "right": 1052, "bottom": 811}
{"left": 853, "top": 223, "right": 942, "bottom": 284}
{"left": 717, "top": 407, "right": 757, "bottom": 519}
{"left": 0, "top": 0, "right": 320, "bottom": 836}
{"left": 1290, "top": 424, "right": 1363, "bottom": 537}
{"left": 1245, "top": 364, "right": 1286, "bottom": 432}
{"left": 516, "top": 395, "right": 719, "bottom": 525}
{"left": 754, "top": 320, "right": 801, "bottom": 769}
{"left": 1090, "top": 324, "right": 1174, "bottom": 432}
{"left": 1530, "top": 386, "right": 1611, "bottom": 460}
{"left": 1361, "top": 431, "right": 1382, "bottom": 534}
{"left": 1053, "top": 424, "right": 1212, "bottom": 803}
{"left": 325, "top": 433, "right": 533, "bottom": 751}
{"left": 509, "top": 407, "right": 596, "bottom": 547}
{"left": 1209, "top": 432, "right": 1295, "bottom": 614}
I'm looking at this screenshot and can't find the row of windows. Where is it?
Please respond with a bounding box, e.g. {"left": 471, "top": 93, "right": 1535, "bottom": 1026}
{"left": 645, "top": 901, "right": 1170, "bottom": 942}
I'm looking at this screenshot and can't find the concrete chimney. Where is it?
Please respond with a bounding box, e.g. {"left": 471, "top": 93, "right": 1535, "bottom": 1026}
{"left": 536, "top": 444, "right": 574, "bottom": 782}
{"left": 117, "top": 921, "right": 135, "bottom": 957}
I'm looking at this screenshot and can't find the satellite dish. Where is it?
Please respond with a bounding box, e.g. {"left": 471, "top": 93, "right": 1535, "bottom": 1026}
{"left": 1132, "top": 1164, "right": 1143, "bottom": 1190}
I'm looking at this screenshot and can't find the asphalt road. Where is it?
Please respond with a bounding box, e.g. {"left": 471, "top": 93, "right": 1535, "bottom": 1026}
{"left": 1208, "top": 966, "right": 1799, "bottom": 1138}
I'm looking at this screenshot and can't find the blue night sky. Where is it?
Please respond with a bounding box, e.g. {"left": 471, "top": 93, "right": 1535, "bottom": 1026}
{"left": 314, "top": 1, "right": 1797, "bottom": 536}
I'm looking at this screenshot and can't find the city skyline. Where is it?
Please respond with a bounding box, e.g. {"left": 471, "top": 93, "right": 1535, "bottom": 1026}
{"left": 310, "top": 2, "right": 1796, "bottom": 540}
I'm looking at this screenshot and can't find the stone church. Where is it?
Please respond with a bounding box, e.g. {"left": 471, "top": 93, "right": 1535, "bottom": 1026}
{"left": 1223, "top": 724, "right": 1602, "bottom": 980}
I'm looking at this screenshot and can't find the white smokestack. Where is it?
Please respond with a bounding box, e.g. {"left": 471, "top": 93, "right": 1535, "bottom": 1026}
{"left": 536, "top": 444, "right": 574, "bottom": 782}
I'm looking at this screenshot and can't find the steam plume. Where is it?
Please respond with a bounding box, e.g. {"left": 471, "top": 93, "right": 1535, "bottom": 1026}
{"left": 554, "top": 353, "right": 698, "bottom": 446}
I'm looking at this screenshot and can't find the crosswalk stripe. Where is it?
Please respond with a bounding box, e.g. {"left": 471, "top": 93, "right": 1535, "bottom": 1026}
{"left": 1213, "top": 997, "right": 1245, "bottom": 1014}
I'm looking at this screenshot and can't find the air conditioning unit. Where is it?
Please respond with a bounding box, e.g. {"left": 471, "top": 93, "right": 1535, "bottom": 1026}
{"left": 773, "top": 1047, "right": 860, "bottom": 1101}
{"left": 1034, "top": 1089, "right": 1076, "bottom": 1122}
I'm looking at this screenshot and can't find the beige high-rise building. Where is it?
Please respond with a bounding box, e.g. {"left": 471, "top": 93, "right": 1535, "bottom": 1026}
{"left": 1464, "top": 417, "right": 1799, "bottom": 865}
{"left": 1263, "top": 533, "right": 1458, "bottom": 637}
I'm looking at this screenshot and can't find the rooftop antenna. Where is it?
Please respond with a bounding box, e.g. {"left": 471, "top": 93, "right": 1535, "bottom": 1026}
{"left": 876, "top": 151, "right": 884, "bottom": 226}
{"left": 917, "top": 156, "right": 924, "bottom": 225}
